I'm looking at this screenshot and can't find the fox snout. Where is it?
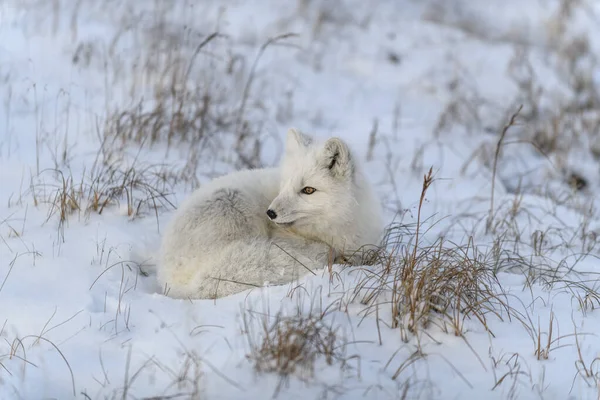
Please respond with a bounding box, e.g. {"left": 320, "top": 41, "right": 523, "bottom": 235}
{"left": 266, "top": 195, "right": 295, "bottom": 223}
{"left": 266, "top": 209, "right": 277, "bottom": 220}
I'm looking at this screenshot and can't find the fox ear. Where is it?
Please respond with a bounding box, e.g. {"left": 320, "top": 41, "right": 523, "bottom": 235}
{"left": 286, "top": 128, "right": 312, "bottom": 153}
{"left": 321, "top": 137, "right": 353, "bottom": 179}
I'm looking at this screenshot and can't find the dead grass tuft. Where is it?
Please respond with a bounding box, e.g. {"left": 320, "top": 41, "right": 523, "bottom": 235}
{"left": 352, "top": 168, "right": 512, "bottom": 342}
{"left": 25, "top": 151, "right": 176, "bottom": 240}
{"left": 243, "top": 295, "right": 358, "bottom": 397}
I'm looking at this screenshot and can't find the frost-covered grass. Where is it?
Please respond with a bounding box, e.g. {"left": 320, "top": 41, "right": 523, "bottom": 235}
{"left": 1, "top": 0, "right": 600, "bottom": 399}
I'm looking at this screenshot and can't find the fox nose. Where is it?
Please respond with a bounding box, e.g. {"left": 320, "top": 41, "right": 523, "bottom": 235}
{"left": 266, "top": 209, "right": 277, "bottom": 220}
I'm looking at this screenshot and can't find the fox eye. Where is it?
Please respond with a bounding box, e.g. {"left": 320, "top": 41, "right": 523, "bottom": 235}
{"left": 301, "top": 187, "right": 317, "bottom": 195}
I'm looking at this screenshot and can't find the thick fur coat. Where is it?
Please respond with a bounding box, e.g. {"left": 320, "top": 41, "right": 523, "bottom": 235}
{"left": 158, "top": 129, "right": 383, "bottom": 299}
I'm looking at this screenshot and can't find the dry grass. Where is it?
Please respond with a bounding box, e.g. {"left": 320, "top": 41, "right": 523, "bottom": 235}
{"left": 83, "top": 345, "right": 205, "bottom": 400}
{"left": 105, "top": 31, "right": 223, "bottom": 146}
{"left": 431, "top": 0, "right": 600, "bottom": 215}
{"left": 348, "top": 162, "right": 598, "bottom": 397}
{"left": 4, "top": 332, "right": 76, "bottom": 396}
{"left": 489, "top": 350, "right": 535, "bottom": 399}
{"left": 100, "top": 26, "right": 278, "bottom": 172}
{"left": 22, "top": 153, "right": 176, "bottom": 241}
{"left": 570, "top": 317, "right": 600, "bottom": 397}
{"left": 487, "top": 104, "right": 523, "bottom": 234}
{"left": 242, "top": 295, "right": 359, "bottom": 397}
{"left": 81, "top": 2, "right": 301, "bottom": 174}
{"left": 431, "top": 0, "right": 600, "bottom": 314}
{"left": 528, "top": 309, "right": 581, "bottom": 361}
{"left": 351, "top": 169, "right": 513, "bottom": 343}
{"left": 421, "top": 3, "right": 600, "bottom": 392}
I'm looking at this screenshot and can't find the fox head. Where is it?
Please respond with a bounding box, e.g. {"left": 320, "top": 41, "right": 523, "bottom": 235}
{"left": 266, "top": 128, "right": 357, "bottom": 242}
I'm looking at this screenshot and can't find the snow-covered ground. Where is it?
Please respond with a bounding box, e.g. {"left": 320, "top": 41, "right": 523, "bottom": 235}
{"left": 1, "top": 0, "right": 600, "bottom": 399}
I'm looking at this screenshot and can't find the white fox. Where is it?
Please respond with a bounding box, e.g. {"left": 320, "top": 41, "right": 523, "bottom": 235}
{"left": 158, "top": 128, "right": 383, "bottom": 299}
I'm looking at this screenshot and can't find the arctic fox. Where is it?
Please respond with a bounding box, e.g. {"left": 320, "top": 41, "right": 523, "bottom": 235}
{"left": 158, "top": 128, "right": 383, "bottom": 299}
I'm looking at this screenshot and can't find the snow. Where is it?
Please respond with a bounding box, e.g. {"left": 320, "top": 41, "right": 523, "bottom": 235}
{"left": 1, "top": 0, "right": 599, "bottom": 399}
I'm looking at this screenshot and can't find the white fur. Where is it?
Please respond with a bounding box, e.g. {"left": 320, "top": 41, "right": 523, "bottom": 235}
{"left": 158, "top": 129, "right": 383, "bottom": 299}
